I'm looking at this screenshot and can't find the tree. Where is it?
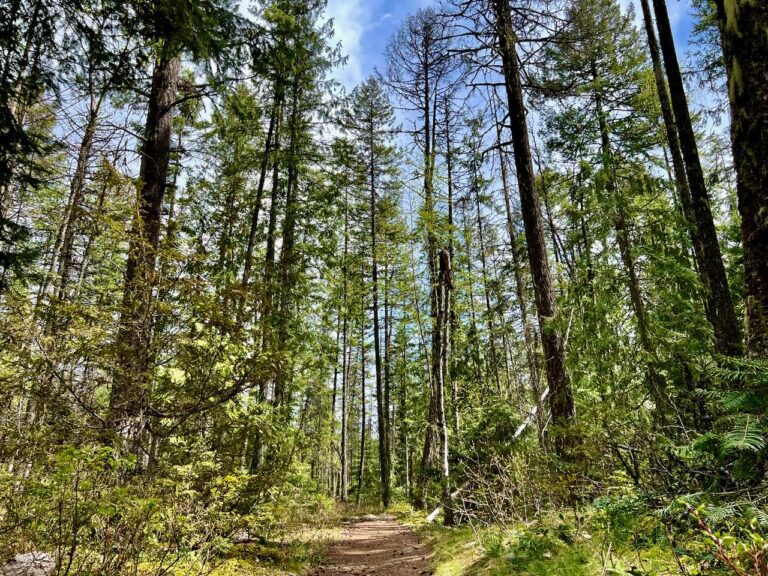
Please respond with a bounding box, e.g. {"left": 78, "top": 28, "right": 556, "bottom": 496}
{"left": 109, "top": 0, "right": 246, "bottom": 450}
{"left": 713, "top": 0, "right": 768, "bottom": 357}
{"left": 463, "top": 117, "right": 503, "bottom": 396}
{"left": 542, "top": 0, "right": 669, "bottom": 418}
{"left": 491, "top": 96, "right": 545, "bottom": 439}
{"left": 386, "top": 7, "right": 460, "bottom": 506}
{"left": 341, "top": 76, "right": 399, "bottom": 508}
{"left": 0, "top": 0, "right": 59, "bottom": 291}
{"left": 271, "top": 0, "right": 338, "bottom": 416}
{"left": 638, "top": 0, "right": 699, "bottom": 282}
{"left": 434, "top": 248, "right": 454, "bottom": 525}
{"left": 37, "top": 0, "right": 137, "bottom": 316}
{"left": 651, "top": 0, "right": 741, "bottom": 356}
{"left": 490, "top": 0, "right": 575, "bottom": 455}
{"left": 330, "top": 139, "right": 360, "bottom": 503}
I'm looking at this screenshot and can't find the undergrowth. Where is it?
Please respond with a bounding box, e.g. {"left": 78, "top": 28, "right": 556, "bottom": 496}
{"left": 393, "top": 494, "right": 767, "bottom": 576}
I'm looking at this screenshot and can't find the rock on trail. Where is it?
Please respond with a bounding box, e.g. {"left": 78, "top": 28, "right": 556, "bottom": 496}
{"left": 308, "top": 515, "right": 433, "bottom": 576}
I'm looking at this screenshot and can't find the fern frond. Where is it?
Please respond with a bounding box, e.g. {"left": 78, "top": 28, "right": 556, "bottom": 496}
{"left": 720, "top": 414, "right": 765, "bottom": 453}
{"left": 720, "top": 391, "right": 753, "bottom": 412}
{"left": 703, "top": 503, "right": 739, "bottom": 523}
{"left": 714, "top": 356, "right": 768, "bottom": 388}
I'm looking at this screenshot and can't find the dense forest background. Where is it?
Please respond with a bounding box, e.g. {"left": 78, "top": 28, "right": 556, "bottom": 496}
{"left": 1, "top": 0, "right": 767, "bottom": 574}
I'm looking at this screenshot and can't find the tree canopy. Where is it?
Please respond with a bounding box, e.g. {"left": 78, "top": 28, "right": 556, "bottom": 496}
{"left": 1, "top": 0, "right": 767, "bottom": 574}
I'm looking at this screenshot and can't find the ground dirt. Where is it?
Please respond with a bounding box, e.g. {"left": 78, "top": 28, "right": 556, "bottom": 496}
{"left": 306, "top": 515, "right": 434, "bottom": 576}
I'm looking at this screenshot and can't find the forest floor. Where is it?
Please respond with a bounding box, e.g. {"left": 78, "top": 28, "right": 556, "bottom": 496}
{"left": 306, "top": 514, "right": 434, "bottom": 576}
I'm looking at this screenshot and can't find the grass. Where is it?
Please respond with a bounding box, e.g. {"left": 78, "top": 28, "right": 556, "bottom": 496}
{"left": 391, "top": 502, "right": 696, "bottom": 576}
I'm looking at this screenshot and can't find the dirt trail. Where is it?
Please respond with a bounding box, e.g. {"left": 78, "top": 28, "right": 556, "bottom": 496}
{"left": 308, "top": 515, "right": 433, "bottom": 576}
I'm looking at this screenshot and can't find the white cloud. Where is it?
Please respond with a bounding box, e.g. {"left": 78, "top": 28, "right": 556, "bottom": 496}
{"left": 326, "top": 0, "right": 367, "bottom": 88}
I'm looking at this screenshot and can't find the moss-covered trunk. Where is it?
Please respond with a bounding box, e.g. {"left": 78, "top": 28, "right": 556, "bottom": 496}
{"left": 715, "top": 0, "right": 768, "bottom": 357}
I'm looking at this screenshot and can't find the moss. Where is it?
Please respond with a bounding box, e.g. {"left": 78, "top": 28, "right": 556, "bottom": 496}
{"left": 728, "top": 54, "right": 743, "bottom": 101}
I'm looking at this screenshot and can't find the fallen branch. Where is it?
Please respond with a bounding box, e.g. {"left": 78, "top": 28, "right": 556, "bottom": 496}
{"left": 513, "top": 387, "right": 549, "bottom": 439}
{"left": 426, "top": 483, "right": 467, "bottom": 523}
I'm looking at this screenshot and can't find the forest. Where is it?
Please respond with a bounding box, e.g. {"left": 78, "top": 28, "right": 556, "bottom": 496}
{"left": 0, "top": 0, "right": 767, "bottom": 574}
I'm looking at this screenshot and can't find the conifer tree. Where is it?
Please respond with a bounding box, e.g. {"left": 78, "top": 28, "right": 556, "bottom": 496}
{"left": 650, "top": 0, "right": 741, "bottom": 356}
{"left": 490, "top": 0, "right": 575, "bottom": 455}
{"left": 341, "top": 76, "right": 399, "bottom": 508}
{"left": 713, "top": 0, "right": 768, "bottom": 357}
{"left": 110, "top": 0, "right": 246, "bottom": 449}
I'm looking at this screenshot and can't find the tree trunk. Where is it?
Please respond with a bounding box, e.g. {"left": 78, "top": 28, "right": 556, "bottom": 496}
{"left": 494, "top": 112, "right": 544, "bottom": 439}
{"left": 109, "top": 54, "right": 180, "bottom": 447}
{"left": 639, "top": 0, "right": 698, "bottom": 258}
{"left": 241, "top": 96, "right": 279, "bottom": 305}
{"left": 444, "top": 96, "right": 460, "bottom": 434}
{"left": 652, "top": 0, "right": 741, "bottom": 356}
{"left": 340, "top": 187, "right": 350, "bottom": 502}
{"left": 399, "top": 341, "right": 412, "bottom": 498}
{"left": 275, "top": 79, "right": 300, "bottom": 412}
{"left": 416, "top": 36, "right": 442, "bottom": 506}
{"left": 713, "top": 0, "right": 768, "bottom": 357}
{"left": 250, "top": 102, "right": 283, "bottom": 473}
{"left": 369, "top": 120, "right": 390, "bottom": 508}
{"left": 384, "top": 262, "right": 393, "bottom": 498}
{"left": 357, "top": 296, "right": 367, "bottom": 507}
{"left": 491, "top": 0, "right": 575, "bottom": 456}
{"left": 40, "top": 103, "right": 100, "bottom": 314}
{"left": 436, "top": 248, "right": 453, "bottom": 526}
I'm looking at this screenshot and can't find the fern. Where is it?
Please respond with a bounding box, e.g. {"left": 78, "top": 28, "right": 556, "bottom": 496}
{"left": 747, "top": 506, "right": 768, "bottom": 527}
{"left": 703, "top": 503, "right": 740, "bottom": 523}
{"left": 720, "top": 391, "right": 758, "bottom": 412}
{"left": 720, "top": 414, "right": 765, "bottom": 453}
{"left": 714, "top": 356, "right": 768, "bottom": 388}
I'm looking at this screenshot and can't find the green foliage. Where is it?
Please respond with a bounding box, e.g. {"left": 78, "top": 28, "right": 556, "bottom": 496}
{"left": 0, "top": 445, "right": 337, "bottom": 575}
{"left": 662, "top": 498, "right": 768, "bottom": 575}
{"left": 671, "top": 357, "right": 768, "bottom": 488}
{"left": 460, "top": 403, "right": 524, "bottom": 462}
{"left": 0, "top": 0, "right": 764, "bottom": 574}
{"left": 129, "top": 0, "right": 249, "bottom": 65}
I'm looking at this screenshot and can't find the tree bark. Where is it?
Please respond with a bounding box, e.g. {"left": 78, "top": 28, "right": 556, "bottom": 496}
{"left": 639, "top": 0, "right": 698, "bottom": 257}
{"left": 275, "top": 79, "right": 301, "bottom": 412}
{"left": 399, "top": 341, "right": 412, "bottom": 499}
{"left": 436, "top": 249, "right": 454, "bottom": 525}
{"left": 357, "top": 294, "right": 367, "bottom": 507}
{"left": 250, "top": 101, "right": 283, "bottom": 473}
{"left": 40, "top": 103, "right": 100, "bottom": 314}
{"left": 241, "top": 95, "right": 280, "bottom": 303}
{"left": 384, "top": 263, "right": 393, "bottom": 498}
{"left": 369, "top": 116, "right": 391, "bottom": 508}
{"left": 494, "top": 113, "right": 544, "bottom": 439}
{"left": 416, "top": 26, "right": 442, "bottom": 507}
{"left": 444, "top": 96, "right": 460, "bottom": 434}
{"left": 713, "top": 0, "right": 768, "bottom": 357}
{"left": 340, "top": 187, "right": 350, "bottom": 502}
{"left": 109, "top": 54, "right": 180, "bottom": 447}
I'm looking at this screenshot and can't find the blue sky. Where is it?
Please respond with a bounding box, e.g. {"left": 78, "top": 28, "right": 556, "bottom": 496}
{"left": 325, "top": 0, "right": 698, "bottom": 90}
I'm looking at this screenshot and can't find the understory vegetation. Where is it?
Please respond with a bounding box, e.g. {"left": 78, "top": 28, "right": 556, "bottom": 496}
{"left": 1, "top": 0, "right": 767, "bottom": 573}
